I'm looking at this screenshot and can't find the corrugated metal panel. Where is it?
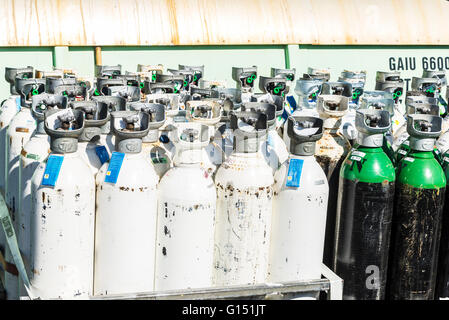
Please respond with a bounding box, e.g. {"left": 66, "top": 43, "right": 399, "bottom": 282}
{"left": 0, "top": 0, "right": 448, "bottom": 46}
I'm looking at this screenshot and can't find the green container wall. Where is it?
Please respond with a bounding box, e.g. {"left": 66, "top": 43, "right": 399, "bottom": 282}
{"left": 289, "top": 45, "right": 449, "bottom": 93}
{"left": 101, "top": 45, "right": 286, "bottom": 87}
{"left": 2, "top": 44, "right": 449, "bottom": 100}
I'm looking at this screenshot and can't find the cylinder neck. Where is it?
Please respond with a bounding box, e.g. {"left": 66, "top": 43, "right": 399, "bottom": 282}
{"left": 409, "top": 137, "right": 436, "bottom": 152}
{"left": 234, "top": 134, "right": 264, "bottom": 153}
{"left": 79, "top": 127, "right": 102, "bottom": 142}
{"left": 322, "top": 116, "right": 341, "bottom": 129}
{"left": 176, "top": 148, "right": 203, "bottom": 164}
{"left": 408, "top": 150, "right": 435, "bottom": 158}
{"left": 35, "top": 119, "right": 46, "bottom": 135}
{"left": 50, "top": 137, "right": 78, "bottom": 154}
{"left": 115, "top": 137, "right": 142, "bottom": 153}
{"left": 267, "top": 121, "right": 276, "bottom": 131}
{"left": 356, "top": 133, "right": 384, "bottom": 148}
{"left": 290, "top": 141, "right": 316, "bottom": 156}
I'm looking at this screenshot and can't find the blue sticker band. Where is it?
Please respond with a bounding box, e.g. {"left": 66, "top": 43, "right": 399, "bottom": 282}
{"left": 267, "top": 132, "right": 273, "bottom": 147}
{"left": 286, "top": 158, "right": 304, "bottom": 188}
{"left": 16, "top": 96, "right": 21, "bottom": 112}
{"left": 104, "top": 152, "right": 125, "bottom": 184}
{"left": 95, "top": 145, "right": 110, "bottom": 165}
{"left": 41, "top": 155, "right": 64, "bottom": 187}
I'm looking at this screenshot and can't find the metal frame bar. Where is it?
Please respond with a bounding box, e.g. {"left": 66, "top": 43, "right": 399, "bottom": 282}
{"left": 90, "top": 264, "right": 343, "bottom": 300}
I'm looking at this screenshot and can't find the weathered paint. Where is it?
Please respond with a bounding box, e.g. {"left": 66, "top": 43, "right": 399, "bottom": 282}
{"left": 0, "top": 97, "right": 19, "bottom": 296}
{"left": 4, "top": 106, "right": 36, "bottom": 299}
{"left": 155, "top": 122, "right": 216, "bottom": 290}
{"left": 94, "top": 152, "right": 159, "bottom": 296}
{"left": 0, "top": 96, "right": 20, "bottom": 195}
{"left": 316, "top": 131, "right": 351, "bottom": 176}
{"left": 332, "top": 125, "right": 396, "bottom": 300}
{"left": 388, "top": 149, "right": 446, "bottom": 300}
{"left": 6, "top": 107, "right": 36, "bottom": 216}
{"left": 436, "top": 185, "right": 449, "bottom": 298}
{"left": 30, "top": 152, "right": 95, "bottom": 299}
{"left": 315, "top": 130, "right": 351, "bottom": 268}
{"left": 1, "top": 0, "right": 449, "bottom": 47}
{"left": 388, "top": 186, "right": 445, "bottom": 300}
{"left": 18, "top": 133, "right": 49, "bottom": 297}
{"left": 155, "top": 166, "right": 216, "bottom": 290}
{"left": 213, "top": 152, "right": 274, "bottom": 286}
{"left": 268, "top": 156, "right": 329, "bottom": 283}
{"left": 334, "top": 178, "right": 395, "bottom": 300}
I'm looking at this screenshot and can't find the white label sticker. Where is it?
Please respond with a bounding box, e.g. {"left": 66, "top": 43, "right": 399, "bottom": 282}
{"left": 352, "top": 151, "right": 366, "bottom": 158}
{"left": 350, "top": 155, "right": 362, "bottom": 162}
{"left": 398, "top": 149, "right": 408, "bottom": 155}
{"left": 404, "top": 157, "right": 415, "bottom": 162}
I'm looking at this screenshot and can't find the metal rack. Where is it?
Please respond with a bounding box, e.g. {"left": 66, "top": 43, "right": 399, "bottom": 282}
{"left": 90, "top": 264, "right": 343, "bottom": 300}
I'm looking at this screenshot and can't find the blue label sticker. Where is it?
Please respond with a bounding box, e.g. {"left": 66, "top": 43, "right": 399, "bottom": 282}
{"left": 95, "top": 145, "right": 110, "bottom": 165}
{"left": 16, "top": 96, "right": 21, "bottom": 112}
{"left": 283, "top": 95, "right": 297, "bottom": 120}
{"left": 104, "top": 152, "right": 125, "bottom": 184}
{"left": 267, "top": 132, "right": 273, "bottom": 147}
{"left": 286, "top": 158, "right": 304, "bottom": 188}
{"left": 286, "top": 95, "right": 297, "bottom": 110}
{"left": 41, "top": 155, "right": 64, "bottom": 187}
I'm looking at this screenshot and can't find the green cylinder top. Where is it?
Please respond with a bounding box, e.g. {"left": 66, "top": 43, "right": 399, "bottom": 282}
{"left": 397, "top": 150, "right": 446, "bottom": 189}
{"left": 341, "top": 146, "right": 395, "bottom": 184}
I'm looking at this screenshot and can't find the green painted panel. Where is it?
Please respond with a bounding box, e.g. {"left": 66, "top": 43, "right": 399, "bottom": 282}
{"left": 3, "top": 44, "right": 449, "bottom": 102}
{"left": 101, "top": 45, "right": 286, "bottom": 93}
{"left": 67, "top": 47, "right": 95, "bottom": 79}
{"left": 0, "top": 47, "right": 53, "bottom": 100}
